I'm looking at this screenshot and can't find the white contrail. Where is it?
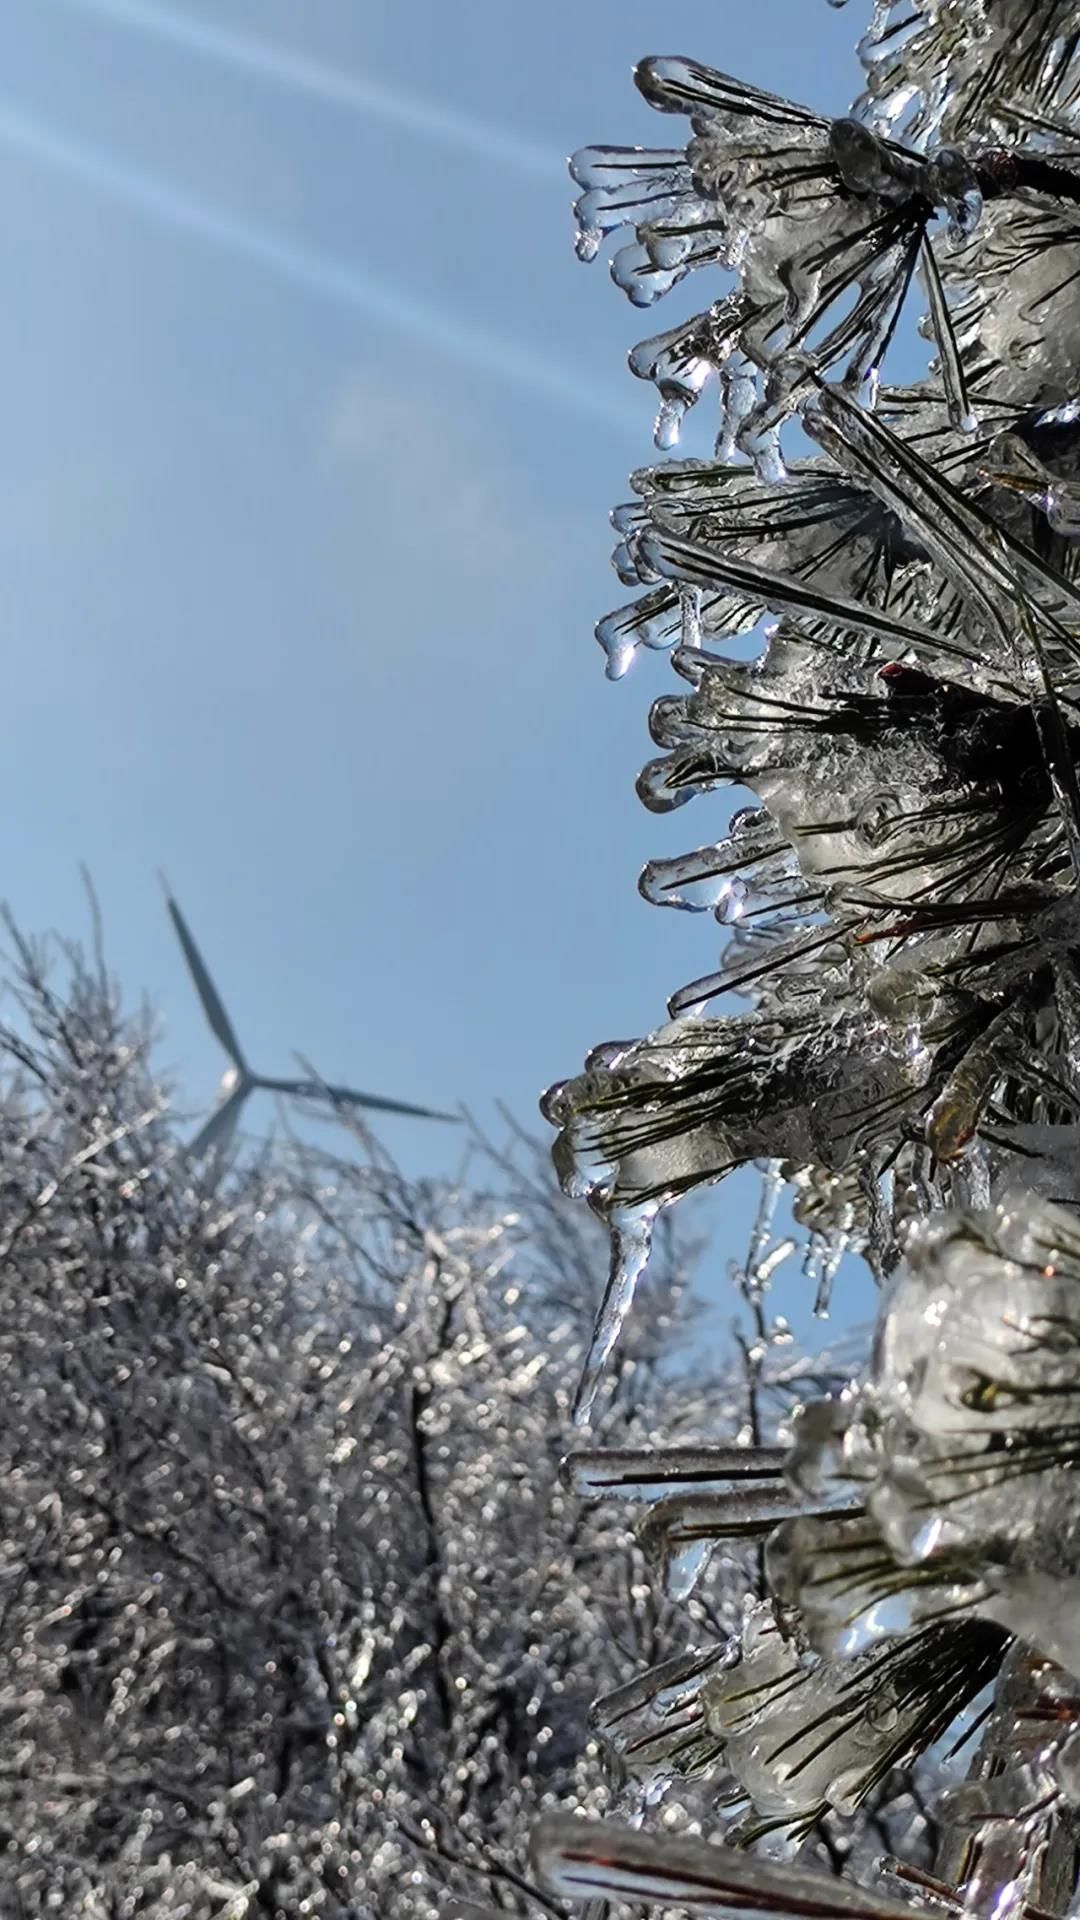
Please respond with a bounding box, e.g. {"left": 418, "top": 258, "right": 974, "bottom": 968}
{"left": 0, "top": 101, "right": 636, "bottom": 434}
{"left": 48, "top": 0, "right": 559, "bottom": 181}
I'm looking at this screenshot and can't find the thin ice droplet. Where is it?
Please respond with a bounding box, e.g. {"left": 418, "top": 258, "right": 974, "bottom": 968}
{"left": 655, "top": 395, "right": 688, "bottom": 449}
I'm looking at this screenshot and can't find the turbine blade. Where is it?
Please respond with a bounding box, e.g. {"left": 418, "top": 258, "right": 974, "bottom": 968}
{"left": 258, "top": 1073, "right": 460, "bottom": 1123}
{"left": 165, "top": 893, "right": 248, "bottom": 1071}
{"left": 325, "top": 1085, "right": 461, "bottom": 1123}
{"left": 185, "top": 1080, "right": 249, "bottom": 1161}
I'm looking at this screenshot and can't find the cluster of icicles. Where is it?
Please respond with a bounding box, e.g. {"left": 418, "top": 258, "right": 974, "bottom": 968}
{"left": 483, "top": 4, "right": 1080, "bottom": 1918}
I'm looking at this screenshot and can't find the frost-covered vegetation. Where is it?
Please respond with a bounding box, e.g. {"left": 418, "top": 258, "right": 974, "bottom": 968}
{"left": 0, "top": 910, "right": 753, "bottom": 1918}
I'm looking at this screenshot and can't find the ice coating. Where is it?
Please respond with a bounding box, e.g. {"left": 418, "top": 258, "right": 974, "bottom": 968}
{"left": 566, "top": 1444, "right": 810, "bottom": 1594}
{"left": 549, "top": 299, "right": 1080, "bottom": 1356}
{"left": 639, "top": 810, "right": 794, "bottom": 918}
{"left": 778, "top": 1199, "right": 1080, "bottom": 1675}
{"left": 572, "top": 35, "right": 1080, "bottom": 462}
{"left": 600, "top": 451, "right": 944, "bottom": 678}
{"left": 532, "top": 1810, "right": 936, "bottom": 1917}
{"left": 768, "top": 1505, "right": 994, "bottom": 1657}
{"left": 635, "top": 1487, "right": 810, "bottom": 1599}
{"left": 548, "top": 994, "right": 929, "bottom": 1219}
{"left": 702, "top": 1603, "right": 1004, "bottom": 1828}
{"left": 949, "top": 199, "right": 1080, "bottom": 402}
{"left": 548, "top": 557, "right": 1080, "bottom": 1229}
{"left": 569, "top": 56, "right": 1028, "bottom": 447}
{"left": 850, "top": 2, "right": 1080, "bottom": 147}
{"left": 564, "top": 1441, "right": 789, "bottom": 1502}
{"left": 931, "top": 1644, "right": 1080, "bottom": 1918}
{"left": 545, "top": 6, "right": 1080, "bottom": 1909}
{"left": 589, "top": 1645, "right": 734, "bottom": 1786}
{"left": 569, "top": 144, "right": 694, "bottom": 264}
{"left": 581, "top": 1597, "right": 1004, "bottom": 1831}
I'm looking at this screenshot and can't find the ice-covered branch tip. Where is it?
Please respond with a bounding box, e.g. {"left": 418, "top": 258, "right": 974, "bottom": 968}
{"left": 532, "top": 1813, "right": 925, "bottom": 1915}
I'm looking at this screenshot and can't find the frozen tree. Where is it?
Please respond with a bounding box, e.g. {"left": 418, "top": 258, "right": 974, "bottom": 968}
{"left": 535, "top": 6, "right": 1080, "bottom": 1919}
{"left": 0, "top": 908, "right": 753, "bottom": 1919}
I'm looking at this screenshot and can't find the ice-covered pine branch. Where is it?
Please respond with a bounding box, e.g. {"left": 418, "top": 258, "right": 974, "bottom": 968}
{"left": 541, "top": 4, "right": 1080, "bottom": 1917}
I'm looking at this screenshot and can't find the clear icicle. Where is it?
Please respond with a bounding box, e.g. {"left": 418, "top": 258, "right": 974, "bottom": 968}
{"left": 572, "top": 1200, "right": 659, "bottom": 1426}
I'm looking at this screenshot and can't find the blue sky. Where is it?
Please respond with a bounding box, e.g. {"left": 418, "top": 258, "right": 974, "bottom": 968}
{"left": 0, "top": 0, "right": 863, "bottom": 1221}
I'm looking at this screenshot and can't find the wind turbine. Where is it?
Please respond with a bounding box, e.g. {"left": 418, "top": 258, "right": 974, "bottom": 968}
{"left": 164, "top": 889, "right": 458, "bottom": 1158}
